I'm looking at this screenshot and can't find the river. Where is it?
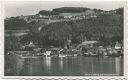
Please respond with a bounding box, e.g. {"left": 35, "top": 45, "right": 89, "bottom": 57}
{"left": 5, "top": 56, "right": 123, "bottom": 76}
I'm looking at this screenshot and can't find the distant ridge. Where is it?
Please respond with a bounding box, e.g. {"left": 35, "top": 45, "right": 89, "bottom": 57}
{"left": 38, "top": 7, "right": 105, "bottom": 16}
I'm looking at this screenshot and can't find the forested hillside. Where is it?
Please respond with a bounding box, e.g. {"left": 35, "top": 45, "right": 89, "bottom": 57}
{"left": 5, "top": 7, "right": 123, "bottom": 47}
{"left": 37, "top": 13, "right": 123, "bottom": 47}
{"left": 52, "top": 7, "right": 90, "bottom": 13}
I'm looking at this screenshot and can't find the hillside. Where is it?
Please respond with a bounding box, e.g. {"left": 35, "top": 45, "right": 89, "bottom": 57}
{"left": 5, "top": 17, "right": 29, "bottom": 30}
{"left": 5, "top": 7, "right": 124, "bottom": 47}
{"left": 36, "top": 13, "right": 123, "bottom": 47}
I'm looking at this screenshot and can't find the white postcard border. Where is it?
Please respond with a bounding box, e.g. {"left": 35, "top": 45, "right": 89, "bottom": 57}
{"left": 0, "top": 0, "right": 128, "bottom": 80}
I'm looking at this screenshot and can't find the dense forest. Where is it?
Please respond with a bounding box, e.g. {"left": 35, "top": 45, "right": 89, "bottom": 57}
{"left": 5, "top": 7, "right": 124, "bottom": 48}
{"left": 38, "top": 10, "right": 59, "bottom": 15}
{"left": 38, "top": 7, "right": 90, "bottom": 15}
{"left": 52, "top": 7, "right": 90, "bottom": 13}
{"left": 37, "top": 13, "right": 123, "bottom": 47}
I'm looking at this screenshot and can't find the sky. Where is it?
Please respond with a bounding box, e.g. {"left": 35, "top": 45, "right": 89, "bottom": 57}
{"left": 5, "top": 1, "right": 125, "bottom": 18}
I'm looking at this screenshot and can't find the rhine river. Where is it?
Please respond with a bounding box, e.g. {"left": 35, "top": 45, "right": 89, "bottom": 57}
{"left": 5, "top": 56, "right": 123, "bottom": 76}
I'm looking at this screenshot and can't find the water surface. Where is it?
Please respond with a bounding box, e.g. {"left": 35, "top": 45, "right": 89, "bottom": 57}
{"left": 5, "top": 56, "right": 123, "bottom": 76}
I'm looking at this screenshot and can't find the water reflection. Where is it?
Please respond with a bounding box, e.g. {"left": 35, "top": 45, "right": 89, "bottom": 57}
{"left": 5, "top": 56, "right": 123, "bottom": 76}
{"left": 44, "top": 57, "right": 52, "bottom": 73}
{"left": 59, "top": 58, "right": 64, "bottom": 71}
{"left": 115, "top": 57, "right": 123, "bottom": 75}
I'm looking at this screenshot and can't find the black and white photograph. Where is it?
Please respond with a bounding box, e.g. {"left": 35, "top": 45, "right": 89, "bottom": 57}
{"left": 4, "top": 1, "right": 125, "bottom": 77}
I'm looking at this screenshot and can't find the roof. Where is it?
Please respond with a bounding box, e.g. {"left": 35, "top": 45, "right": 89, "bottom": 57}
{"left": 80, "top": 41, "right": 98, "bottom": 46}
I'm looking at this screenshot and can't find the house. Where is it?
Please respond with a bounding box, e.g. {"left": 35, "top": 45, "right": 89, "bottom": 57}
{"left": 115, "top": 42, "right": 122, "bottom": 50}
{"left": 28, "top": 41, "right": 35, "bottom": 47}
{"left": 45, "top": 51, "right": 51, "bottom": 57}
{"left": 79, "top": 41, "right": 98, "bottom": 47}
{"left": 77, "top": 41, "right": 98, "bottom": 52}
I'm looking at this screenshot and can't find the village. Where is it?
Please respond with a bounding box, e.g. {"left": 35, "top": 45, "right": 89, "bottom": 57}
{"left": 7, "top": 40, "right": 123, "bottom": 58}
